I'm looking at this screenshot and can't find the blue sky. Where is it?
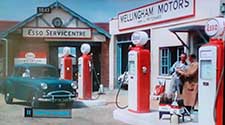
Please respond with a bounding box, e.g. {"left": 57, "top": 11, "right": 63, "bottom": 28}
{"left": 0, "top": 0, "right": 156, "bottom": 22}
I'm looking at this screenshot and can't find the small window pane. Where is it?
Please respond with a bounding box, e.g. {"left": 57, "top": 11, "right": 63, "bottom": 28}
{"left": 159, "top": 46, "right": 183, "bottom": 75}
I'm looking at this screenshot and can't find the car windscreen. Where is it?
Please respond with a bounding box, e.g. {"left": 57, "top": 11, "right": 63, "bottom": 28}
{"left": 29, "top": 66, "right": 59, "bottom": 78}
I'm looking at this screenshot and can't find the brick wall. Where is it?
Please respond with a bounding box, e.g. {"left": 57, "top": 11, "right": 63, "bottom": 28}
{"left": 0, "top": 44, "right": 3, "bottom": 57}
{"left": 101, "top": 39, "right": 109, "bottom": 87}
{"left": 7, "top": 35, "right": 49, "bottom": 74}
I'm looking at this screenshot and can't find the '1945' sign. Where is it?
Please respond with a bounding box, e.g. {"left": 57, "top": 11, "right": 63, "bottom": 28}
{"left": 37, "top": 7, "right": 51, "bottom": 13}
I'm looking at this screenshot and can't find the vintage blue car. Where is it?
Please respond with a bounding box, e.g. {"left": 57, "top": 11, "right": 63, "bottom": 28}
{"left": 2, "top": 63, "right": 77, "bottom": 108}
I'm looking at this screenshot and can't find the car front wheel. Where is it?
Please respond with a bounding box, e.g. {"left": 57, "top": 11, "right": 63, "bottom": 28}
{"left": 4, "top": 92, "right": 13, "bottom": 104}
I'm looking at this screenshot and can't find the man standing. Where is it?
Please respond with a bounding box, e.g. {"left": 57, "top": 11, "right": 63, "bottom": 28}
{"left": 177, "top": 54, "right": 198, "bottom": 111}
{"left": 169, "top": 53, "right": 188, "bottom": 95}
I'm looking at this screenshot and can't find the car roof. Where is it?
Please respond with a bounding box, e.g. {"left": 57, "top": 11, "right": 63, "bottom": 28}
{"left": 15, "top": 63, "right": 56, "bottom": 69}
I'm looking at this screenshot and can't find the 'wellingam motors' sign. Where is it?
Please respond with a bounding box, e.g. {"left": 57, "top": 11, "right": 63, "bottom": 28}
{"left": 23, "top": 27, "right": 92, "bottom": 39}
{"left": 118, "top": 0, "right": 195, "bottom": 30}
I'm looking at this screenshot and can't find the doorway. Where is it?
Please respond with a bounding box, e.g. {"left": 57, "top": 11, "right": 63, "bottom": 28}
{"left": 117, "top": 43, "right": 130, "bottom": 77}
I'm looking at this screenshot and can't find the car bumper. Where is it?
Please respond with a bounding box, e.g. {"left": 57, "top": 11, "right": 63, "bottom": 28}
{"left": 37, "top": 90, "right": 76, "bottom": 102}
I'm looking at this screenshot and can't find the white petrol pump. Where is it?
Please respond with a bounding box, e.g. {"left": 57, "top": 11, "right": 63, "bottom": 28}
{"left": 78, "top": 43, "right": 92, "bottom": 100}
{"left": 128, "top": 31, "right": 150, "bottom": 113}
{"left": 199, "top": 18, "right": 224, "bottom": 125}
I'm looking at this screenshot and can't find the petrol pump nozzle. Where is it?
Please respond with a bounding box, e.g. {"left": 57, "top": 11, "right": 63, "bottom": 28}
{"left": 142, "top": 66, "right": 147, "bottom": 74}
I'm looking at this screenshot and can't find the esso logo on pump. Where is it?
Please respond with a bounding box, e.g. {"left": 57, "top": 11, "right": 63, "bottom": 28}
{"left": 131, "top": 31, "right": 149, "bottom": 46}
{"left": 205, "top": 19, "right": 218, "bottom": 36}
{"left": 205, "top": 18, "right": 225, "bottom": 38}
{"left": 80, "top": 43, "right": 91, "bottom": 54}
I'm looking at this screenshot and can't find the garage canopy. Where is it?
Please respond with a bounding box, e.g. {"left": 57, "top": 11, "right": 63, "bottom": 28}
{"left": 169, "top": 25, "right": 209, "bottom": 50}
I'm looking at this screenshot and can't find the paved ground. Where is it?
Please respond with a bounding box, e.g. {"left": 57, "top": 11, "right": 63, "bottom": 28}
{"left": 0, "top": 89, "right": 129, "bottom": 125}
{"left": 0, "top": 89, "right": 198, "bottom": 125}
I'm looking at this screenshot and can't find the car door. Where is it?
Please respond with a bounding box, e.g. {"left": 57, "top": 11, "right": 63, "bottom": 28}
{"left": 6, "top": 67, "right": 23, "bottom": 99}
{"left": 14, "top": 67, "right": 31, "bottom": 100}
{"left": 16, "top": 68, "right": 32, "bottom": 100}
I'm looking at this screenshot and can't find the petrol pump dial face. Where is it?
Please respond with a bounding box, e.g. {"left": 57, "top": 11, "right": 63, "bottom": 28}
{"left": 200, "top": 60, "right": 213, "bottom": 80}
{"left": 128, "top": 61, "right": 135, "bottom": 75}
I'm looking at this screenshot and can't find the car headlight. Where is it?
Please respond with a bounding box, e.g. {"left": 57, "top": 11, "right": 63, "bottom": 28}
{"left": 71, "top": 81, "right": 78, "bottom": 89}
{"left": 41, "top": 83, "right": 48, "bottom": 90}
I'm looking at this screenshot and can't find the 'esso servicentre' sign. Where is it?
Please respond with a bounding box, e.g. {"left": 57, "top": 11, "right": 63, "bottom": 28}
{"left": 205, "top": 18, "right": 225, "bottom": 38}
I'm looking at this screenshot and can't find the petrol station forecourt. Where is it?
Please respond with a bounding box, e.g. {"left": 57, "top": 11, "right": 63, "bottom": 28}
{"left": 0, "top": 0, "right": 225, "bottom": 125}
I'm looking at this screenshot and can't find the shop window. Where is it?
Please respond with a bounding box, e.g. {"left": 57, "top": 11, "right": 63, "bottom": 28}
{"left": 159, "top": 46, "right": 184, "bottom": 75}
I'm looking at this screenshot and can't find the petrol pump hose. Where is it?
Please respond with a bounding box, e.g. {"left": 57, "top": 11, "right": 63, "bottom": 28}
{"left": 213, "top": 67, "right": 224, "bottom": 122}
{"left": 115, "top": 75, "right": 128, "bottom": 109}
{"left": 91, "top": 62, "right": 103, "bottom": 100}
{"left": 87, "top": 53, "right": 103, "bottom": 100}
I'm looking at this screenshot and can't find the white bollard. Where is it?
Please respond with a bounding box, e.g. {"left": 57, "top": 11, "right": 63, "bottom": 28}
{"left": 170, "top": 113, "right": 179, "bottom": 125}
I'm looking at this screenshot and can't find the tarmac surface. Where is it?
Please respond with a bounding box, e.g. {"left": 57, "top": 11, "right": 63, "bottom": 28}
{"left": 0, "top": 89, "right": 198, "bottom": 125}
{"left": 0, "top": 89, "right": 129, "bottom": 125}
